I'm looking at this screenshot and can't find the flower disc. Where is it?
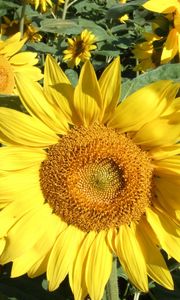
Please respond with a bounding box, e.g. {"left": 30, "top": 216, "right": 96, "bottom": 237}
{"left": 40, "top": 124, "right": 153, "bottom": 231}
{"left": 0, "top": 55, "right": 14, "bottom": 94}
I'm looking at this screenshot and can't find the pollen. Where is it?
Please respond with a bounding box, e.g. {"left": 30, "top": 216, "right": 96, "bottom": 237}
{"left": 0, "top": 55, "right": 15, "bottom": 94}
{"left": 40, "top": 124, "right": 153, "bottom": 232}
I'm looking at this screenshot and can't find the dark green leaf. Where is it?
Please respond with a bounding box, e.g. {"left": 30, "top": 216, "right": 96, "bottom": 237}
{"left": 107, "top": 0, "right": 146, "bottom": 19}
{"left": 40, "top": 19, "right": 81, "bottom": 35}
{"left": 0, "top": 1, "right": 19, "bottom": 9}
{"left": 0, "top": 95, "right": 24, "bottom": 112}
{"left": 65, "top": 69, "right": 78, "bottom": 87}
{"left": 26, "top": 42, "right": 56, "bottom": 54}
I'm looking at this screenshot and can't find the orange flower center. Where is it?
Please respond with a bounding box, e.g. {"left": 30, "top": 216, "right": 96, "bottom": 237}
{"left": 40, "top": 124, "right": 153, "bottom": 231}
{"left": 0, "top": 55, "right": 15, "bottom": 94}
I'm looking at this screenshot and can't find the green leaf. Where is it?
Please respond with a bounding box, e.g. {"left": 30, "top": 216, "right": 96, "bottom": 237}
{"left": 65, "top": 69, "right": 78, "bottom": 87}
{"left": 26, "top": 42, "right": 56, "bottom": 54}
{"left": 75, "top": 18, "right": 113, "bottom": 42}
{"left": 107, "top": 0, "right": 146, "bottom": 19}
{"left": 121, "top": 64, "right": 180, "bottom": 100}
{"left": 40, "top": 19, "right": 81, "bottom": 35}
{"left": 0, "top": 95, "right": 24, "bottom": 112}
{"left": 95, "top": 50, "right": 120, "bottom": 57}
{"left": 0, "top": 1, "right": 19, "bottom": 9}
{"left": 117, "top": 266, "right": 128, "bottom": 280}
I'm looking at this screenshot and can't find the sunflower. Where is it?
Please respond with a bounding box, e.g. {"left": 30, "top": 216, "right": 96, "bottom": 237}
{"left": 0, "top": 32, "right": 42, "bottom": 95}
{"left": 63, "top": 29, "right": 97, "bottom": 68}
{"left": 1, "top": 16, "right": 42, "bottom": 43}
{"left": 0, "top": 55, "right": 180, "bottom": 300}
{"left": 27, "top": 0, "right": 53, "bottom": 12}
{"left": 143, "top": 0, "right": 180, "bottom": 63}
{"left": 133, "top": 32, "right": 162, "bottom": 71}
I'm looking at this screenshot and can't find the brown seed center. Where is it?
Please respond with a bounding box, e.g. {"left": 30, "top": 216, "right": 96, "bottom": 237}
{"left": 40, "top": 124, "right": 153, "bottom": 231}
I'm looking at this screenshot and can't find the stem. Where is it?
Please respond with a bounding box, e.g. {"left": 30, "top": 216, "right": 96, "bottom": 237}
{"left": 103, "top": 257, "right": 119, "bottom": 300}
{"left": 62, "top": 0, "right": 70, "bottom": 20}
{"left": 122, "top": 282, "right": 130, "bottom": 300}
{"left": 133, "top": 291, "right": 141, "bottom": 300}
{"left": 53, "top": 0, "right": 59, "bottom": 15}
{"left": 67, "top": 0, "right": 78, "bottom": 9}
{"left": 19, "top": 0, "right": 26, "bottom": 38}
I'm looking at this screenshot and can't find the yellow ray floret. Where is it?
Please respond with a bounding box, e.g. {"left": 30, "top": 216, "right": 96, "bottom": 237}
{"left": 0, "top": 55, "right": 180, "bottom": 300}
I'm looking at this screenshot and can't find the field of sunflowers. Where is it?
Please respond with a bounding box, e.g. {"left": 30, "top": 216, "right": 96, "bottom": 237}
{"left": 0, "top": 1, "right": 180, "bottom": 300}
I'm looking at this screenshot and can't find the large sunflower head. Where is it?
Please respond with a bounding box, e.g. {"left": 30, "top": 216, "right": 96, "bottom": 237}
{"left": 0, "top": 55, "right": 180, "bottom": 300}
{"left": 0, "top": 32, "right": 43, "bottom": 95}
{"left": 63, "top": 29, "right": 97, "bottom": 68}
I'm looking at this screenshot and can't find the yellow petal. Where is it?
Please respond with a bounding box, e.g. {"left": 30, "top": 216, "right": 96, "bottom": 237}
{"left": 0, "top": 239, "right": 6, "bottom": 255}
{"left": 0, "top": 33, "right": 21, "bottom": 51}
{"left": 13, "top": 64, "right": 43, "bottom": 81}
{"left": 149, "top": 144, "right": 180, "bottom": 160}
{"left": 28, "top": 255, "right": 49, "bottom": 278}
{"left": 0, "top": 147, "right": 45, "bottom": 171}
{"left": 0, "top": 38, "right": 26, "bottom": 58}
{"left": 15, "top": 73, "right": 69, "bottom": 135}
{"left": 154, "top": 155, "right": 180, "bottom": 176}
{"left": 108, "top": 81, "right": 173, "bottom": 132}
{"left": 155, "top": 176, "right": 180, "bottom": 211}
{"left": 133, "top": 116, "right": 180, "bottom": 148}
{"left": 47, "top": 226, "right": 85, "bottom": 291}
{"left": 0, "top": 195, "right": 42, "bottom": 238}
{"left": 154, "top": 176, "right": 180, "bottom": 222}
{"left": 161, "top": 29, "right": 178, "bottom": 63}
{"left": 11, "top": 251, "right": 41, "bottom": 278}
{"left": 106, "top": 228, "right": 117, "bottom": 253}
{"left": 136, "top": 220, "right": 174, "bottom": 290}
{"left": 146, "top": 207, "right": 180, "bottom": 261}
{"left": 74, "top": 61, "right": 102, "bottom": 126}
{"left": 99, "top": 57, "right": 121, "bottom": 122}
{"left": 0, "top": 204, "right": 53, "bottom": 264}
{"left": 44, "top": 55, "right": 75, "bottom": 124}
{"left": 11, "top": 214, "right": 66, "bottom": 278}
{"left": 85, "top": 231, "right": 112, "bottom": 300}
{"left": 9, "top": 52, "right": 38, "bottom": 65}
{"left": 115, "top": 224, "right": 148, "bottom": 292}
{"left": 69, "top": 231, "right": 97, "bottom": 300}
{"left": 143, "top": 0, "right": 178, "bottom": 13}
{"left": 0, "top": 107, "right": 59, "bottom": 148}
{"left": 0, "top": 165, "right": 44, "bottom": 208}
{"left": 155, "top": 191, "right": 180, "bottom": 225}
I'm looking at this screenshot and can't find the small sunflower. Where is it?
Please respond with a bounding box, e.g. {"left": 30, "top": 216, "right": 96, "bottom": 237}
{"left": 63, "top": 29, "right": 97, "bottom": 68}
{"left": 1, "top": 17, "right": 42, "bottom": 43}
{"left": 133, "top": 32, "right": 162, "bottom": 71}
{"left": 0, "top": 32, "right": 42, "bottom": 95}
{"left": 27, "top": 0, "right": 53, "bottom": 12}
{"left": 0, "top": 55, "right": 180, "bottom": 300}
{"left": 143, "top": 0, "right": 180, "bottom": 63}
